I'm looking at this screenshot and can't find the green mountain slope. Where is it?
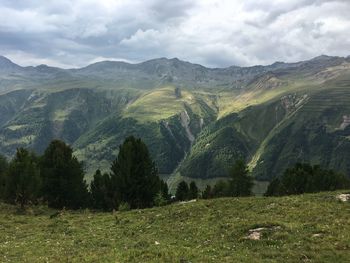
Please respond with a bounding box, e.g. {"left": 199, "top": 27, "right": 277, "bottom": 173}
{"left": 0, "top": 55, "right": 350, "bottom": 182}
{"left": 178, "top": 63, "right": 350, "bottom": 180}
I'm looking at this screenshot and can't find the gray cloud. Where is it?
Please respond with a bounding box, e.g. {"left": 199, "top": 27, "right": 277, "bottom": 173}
{"left": 0, "top": 0, "right": 349, "bottom": 68}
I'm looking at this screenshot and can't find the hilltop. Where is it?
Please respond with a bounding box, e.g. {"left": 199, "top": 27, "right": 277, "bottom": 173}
{"left": 0, "top": 191, "right": 349, "bottom": 262}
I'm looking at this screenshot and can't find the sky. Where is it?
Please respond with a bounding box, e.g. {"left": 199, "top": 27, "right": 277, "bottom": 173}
{"left": 0, "top": 0, "right": 349, "bottom": 68}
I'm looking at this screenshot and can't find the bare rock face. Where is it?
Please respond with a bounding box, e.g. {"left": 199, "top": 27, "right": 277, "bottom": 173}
{"left": 339, "top": 115, "right": 350, "bottom": 130}
{"left": 180, "top": 110, "right": 195, "bottom": 144}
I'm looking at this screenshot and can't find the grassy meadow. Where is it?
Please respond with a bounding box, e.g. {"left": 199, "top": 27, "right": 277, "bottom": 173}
{"left": 0, "top": 191, "right": 349, "bottom": 262}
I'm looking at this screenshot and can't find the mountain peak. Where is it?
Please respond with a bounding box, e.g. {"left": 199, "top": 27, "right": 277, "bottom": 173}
{"left": 0, "top": 55, "right": 16, "bottom": 65}
{"left": 0, "top": 56, "right": 22, "bottom": 71}
{"left": 310, "top": 55, "right": 336, "bottom": 61}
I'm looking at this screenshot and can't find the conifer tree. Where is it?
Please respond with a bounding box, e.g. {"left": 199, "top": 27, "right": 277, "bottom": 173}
{"left": 265, "top": 163, "right": 350, "bottom": 196}
{"left": 175, "top": 181, "right": 189, "bottom": 201}
{"left": 0, "top": 154, "right": 8, "bottom": 199}
{"left": 41, "top": 140, "right": 88, "bottom": 209}
{"left": 5, "top": 148, "right": 41, "bottom": 208}
{"left": 228, "top": 159, "right": 253, "bottom": 197}
{"left": 90, "top": 169, "right": 115, "bottom": 210}
{"left": 189, "top": 181, "right": 199, "bottom": 199}
{"left": 212, "top": 180, "right": 229, "bottom": 197}
{"left": 202, "top": 185, "right": 212, "bottom": 199}
{"left": 110, "top": 136, "right": 162, "bottom": 209}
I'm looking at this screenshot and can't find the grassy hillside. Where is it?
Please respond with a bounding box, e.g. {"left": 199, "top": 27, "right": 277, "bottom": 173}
{"left": 177, "top": 68, "right": 350, "bottom": 181}
{"left": 1, "top": 191, "right": 349, "bottom": 262}
{"left": 0, "top": 86, "right": 217, "bottom": 177}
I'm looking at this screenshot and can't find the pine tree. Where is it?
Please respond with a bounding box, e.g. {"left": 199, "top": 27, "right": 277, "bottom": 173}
{"left": 41, "top": 140, "right": 88, "bottom": 209}
{"left": 4, "top": 148, "right": 41, "bottom": 208}
{"left": 175, "top": 181, "right": 189, "bottom": 201}
{"left": 0, "top": 154, "right": 8, "bottom": 199}
{"left": 110, "top": 136, "right": 162, "bottom": 209}
{"left": 90, "top": 169, "right": 116, "bottom": 210}
{"left": 228, "top": 159, "right": 253, "bottom": 197}
{"left": 265, "top": 163, "right": 350, "bottom": 196}
{"left": 189, "top": 181, "right": 199, "bottom": 199}
{"left": 160, "top": 180, "right": 170, "bottom": 201}
{"left": 212, "top": 180, "right": 229, "bottom": 197}
{"left": 202, "top": 185, "right": 212, "bottom": 199}
{"left": 264, "top": 178, "right": 281, "bottom": 196}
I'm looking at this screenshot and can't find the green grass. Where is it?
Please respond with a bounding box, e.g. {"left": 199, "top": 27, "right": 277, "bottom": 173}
{"left": 1, "top": 191, "right": 349, "bottom": 262}
{"left": 122, "top": 86, "right": 217, "bottom": 122}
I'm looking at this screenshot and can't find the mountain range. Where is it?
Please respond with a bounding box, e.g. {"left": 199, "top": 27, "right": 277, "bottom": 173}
{"left": 1, "top": 54, "right": 350, "bottom": 189}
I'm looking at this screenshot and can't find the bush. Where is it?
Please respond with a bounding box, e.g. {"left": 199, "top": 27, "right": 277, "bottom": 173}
{"left": 154, "top": 192, "right": 167, "bottom": 207}
{"left": 118, "top": 202, "right": 131, "bottom": 212}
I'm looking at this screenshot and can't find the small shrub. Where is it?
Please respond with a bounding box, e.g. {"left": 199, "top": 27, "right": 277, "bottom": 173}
{"left": 154, "top": 192, "right": 167, "bottom": 207}
{"left": 118, "top": 202, "right": 130, "bottom": 212}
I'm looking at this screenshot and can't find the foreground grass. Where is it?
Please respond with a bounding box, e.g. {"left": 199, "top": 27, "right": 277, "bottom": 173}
{"left": 0, "top": 191, "right": 349, "bottom": 262}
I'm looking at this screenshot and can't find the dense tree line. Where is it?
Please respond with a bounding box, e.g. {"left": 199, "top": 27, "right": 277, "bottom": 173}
{"left": 1, "top": 137, "right": 349, "bottom": 211}
{"left": 200, "top": 159, "right": 254, "bottom": 199}
{"left": 175, "top": 181, "right": 199, "bottom": 201}
{"left": 0, "top": 141, "right": 89, "bottom": 209}
{"left": 0, "top": 136, "right": 169, "bottom": 210}
{"left": 265, "top": 163, "right": 350, "bottom": 196}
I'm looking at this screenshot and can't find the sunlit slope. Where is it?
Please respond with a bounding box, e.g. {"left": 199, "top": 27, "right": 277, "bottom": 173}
{"left": 177, "top": 68, "right": 350, "bottom": 180}
{"left": 74, "top": 86, "right": 217, "bottom": 177}
{"left": 122, "top": 86, "right": 216, "bottom": 122}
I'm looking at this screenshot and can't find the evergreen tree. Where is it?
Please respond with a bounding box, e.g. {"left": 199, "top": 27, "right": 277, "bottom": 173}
{"left": 280, "top": 163, "right": 310, "bottom": 195}
{"left": 110, "top": 136, "right": 162, "bottom": 209}
{"left": 228, "top": 159, "right": 253, "bottom": 197}
{"left": 212, "top": 180, "right": 229, "bottom": 197}
{"left": 4, "top": 148, "right": 41, "bottom": 208}
{"left": 264, "top": 178, "right": 282, "bottom": 196}
{"left": 0, "top": 154, "right": 8, "bottom": 199}
{"left": 90, "top": 169, "right": 115, "bottom": 210}
{"left": 41, "top": 140, "right": 88, "bottom": 209}
{"left": 202, "top": 185, "right": 212, "bottom": 199}
{"left": 160, "top": 180, "right": 170, "bottom": 201}
{"left": 265, "top": 163, "right": 350, "bottom": 196}
{"left": 175, "top": 181, "right": 189, "bottom": 201}
{"left": 189, "top": 181, "right": 199, "bottom": 199}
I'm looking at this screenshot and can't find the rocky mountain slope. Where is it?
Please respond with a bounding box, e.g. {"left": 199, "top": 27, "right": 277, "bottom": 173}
{"left": 0, "top": 55, "right": 349, "bottom": 182}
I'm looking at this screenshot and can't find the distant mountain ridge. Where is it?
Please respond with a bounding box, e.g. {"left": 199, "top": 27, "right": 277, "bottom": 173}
{"left": 1, "top": 54, "right": 348, "bottom": 91}
{"left": 0, "top": 54, "right": 349, "bottom": 185}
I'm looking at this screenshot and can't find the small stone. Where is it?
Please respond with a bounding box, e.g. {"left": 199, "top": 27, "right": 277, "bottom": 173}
{"left": 247, "top": 231, "right": 262, "bottom": 240}
{"left": 336, "top": 194, "right": 350, "bottom": 202}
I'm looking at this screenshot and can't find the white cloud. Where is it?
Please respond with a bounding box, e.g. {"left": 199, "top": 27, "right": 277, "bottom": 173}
{"left": 0, "top": 0, "right": 349, "bottom": 68}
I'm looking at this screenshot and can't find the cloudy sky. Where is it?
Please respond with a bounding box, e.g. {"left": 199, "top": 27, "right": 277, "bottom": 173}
{"left": 0, "top": 0, "right": 349, "bottom": 68}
